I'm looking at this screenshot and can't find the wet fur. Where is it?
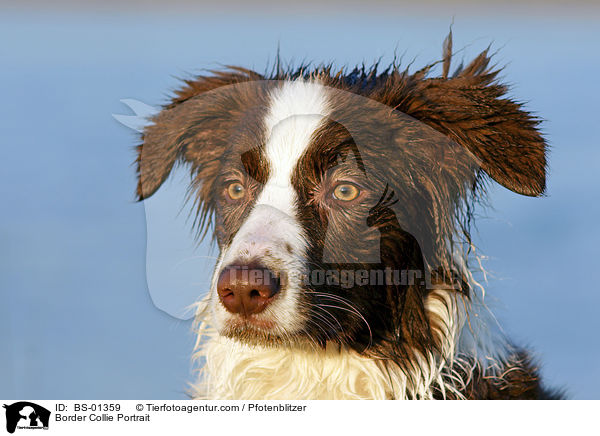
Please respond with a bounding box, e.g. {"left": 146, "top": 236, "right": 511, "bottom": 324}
{"left": 136, "top": 33, "right": 561, "bottom": 400}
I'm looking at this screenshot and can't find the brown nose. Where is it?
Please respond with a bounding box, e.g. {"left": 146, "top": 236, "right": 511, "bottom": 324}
{"left": 217, "top": 264, "right": 281, "bottom": 316}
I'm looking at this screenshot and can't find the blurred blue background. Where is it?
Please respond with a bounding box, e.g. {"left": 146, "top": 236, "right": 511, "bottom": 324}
{"left": 1, "top": 3, "right": 598, "bottom": 399}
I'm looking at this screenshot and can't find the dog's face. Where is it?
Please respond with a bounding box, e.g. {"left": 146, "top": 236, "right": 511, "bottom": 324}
{"left": 136, "top": 60, "right": 546, "bottom": 358}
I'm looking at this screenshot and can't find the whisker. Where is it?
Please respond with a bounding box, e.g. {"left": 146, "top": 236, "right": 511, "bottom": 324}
{"left": 309, "top": 306, "right": 343, "bottom": 332}
{"left": 303, "top": 289, "right": 374, "bottom": 347}
{"left": 310, "top": 292, "right": 368, "bottom": 321}
{"left": 304, "top": 317, "right": 336, "bottom": 346}
{"left": 317, "top": 303, "right": 373, "bottom": 347}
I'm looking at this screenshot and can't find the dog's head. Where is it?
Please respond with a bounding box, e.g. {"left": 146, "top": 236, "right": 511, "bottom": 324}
{"left": 136, "top": 44, "right": 546, "bottom": 360}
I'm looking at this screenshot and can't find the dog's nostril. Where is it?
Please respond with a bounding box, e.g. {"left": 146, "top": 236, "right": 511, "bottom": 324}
{"left": 217, "top": 264, "right": 281, "bottom": 316}
{"left": 220, "top": 288, "right": 234, "bottom": 299}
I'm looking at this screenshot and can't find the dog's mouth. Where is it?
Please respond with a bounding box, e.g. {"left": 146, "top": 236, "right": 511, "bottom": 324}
{"left": 224, "top": 315, "right": 277, "bottom": 331}
{"left": 218, "top": 311, "right": 311, "bottom": 348}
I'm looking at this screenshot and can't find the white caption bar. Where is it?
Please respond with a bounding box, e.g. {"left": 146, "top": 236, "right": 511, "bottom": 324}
{"left": 1, "top": 400, "right": 596, "bottom": 436}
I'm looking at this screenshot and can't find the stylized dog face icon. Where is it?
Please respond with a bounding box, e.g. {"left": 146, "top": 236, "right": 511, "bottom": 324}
{"left": 17, "top": 406, "right": 36, "bottom": 426}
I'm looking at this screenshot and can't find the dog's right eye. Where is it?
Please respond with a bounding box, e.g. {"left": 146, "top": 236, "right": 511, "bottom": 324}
{"left": 333, "top": 183, "right": 360, "bottom": 202}
{"left": 226, "top": 182, "right": 246, "bottom": 200}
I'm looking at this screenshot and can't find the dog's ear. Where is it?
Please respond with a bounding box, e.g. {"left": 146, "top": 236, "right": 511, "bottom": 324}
{"left": 135, "top": 68, "right": 264, "bottom": 200}
{"left": 401, "top": 39, "right": 547, "bottom": 197}
{"left": 136, "top": 104, "right": 191, "bottom": 200}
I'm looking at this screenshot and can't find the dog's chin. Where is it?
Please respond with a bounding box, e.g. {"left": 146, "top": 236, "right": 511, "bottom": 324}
{"left": 218, "top": 317, "right": 319, "bottom": 348}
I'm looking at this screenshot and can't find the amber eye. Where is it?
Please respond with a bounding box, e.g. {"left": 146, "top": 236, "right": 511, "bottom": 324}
{"left": 333, "top": 183, "right": 360, "bottom": 202}
{"left": 226, "top": 182, "right": 246, "bottom": 200}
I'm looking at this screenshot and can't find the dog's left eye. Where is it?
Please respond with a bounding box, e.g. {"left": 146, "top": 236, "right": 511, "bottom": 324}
{"left": 226, "top": 182, "right": 246, "bottom": 200}
{"left": 333, "top": 183, "right": 360, "bottom": 202}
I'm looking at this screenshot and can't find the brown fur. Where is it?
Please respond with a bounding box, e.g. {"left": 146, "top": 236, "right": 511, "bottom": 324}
{"left": 437, "top": 352, "right": 563, "bottom": 400}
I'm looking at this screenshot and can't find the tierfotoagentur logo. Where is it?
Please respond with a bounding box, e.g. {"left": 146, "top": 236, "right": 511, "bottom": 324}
{"left": 220, "top": 264, "right": 463, "bottom": 290}
{"left": 3, "top": 402, "right": 50, "bottom": 434}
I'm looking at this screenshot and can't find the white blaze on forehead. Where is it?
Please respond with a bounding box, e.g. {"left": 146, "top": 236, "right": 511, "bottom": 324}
{"left": 258, "top": 80, "right": 331, "bottom": 213}
{"left": 220, "top": 79, "right": 331, "bottom": 263}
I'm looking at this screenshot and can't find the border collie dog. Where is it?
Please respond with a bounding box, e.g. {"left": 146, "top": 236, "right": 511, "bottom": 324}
{"left": 135, "top": 34, "right": 560, "bottom": 399}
